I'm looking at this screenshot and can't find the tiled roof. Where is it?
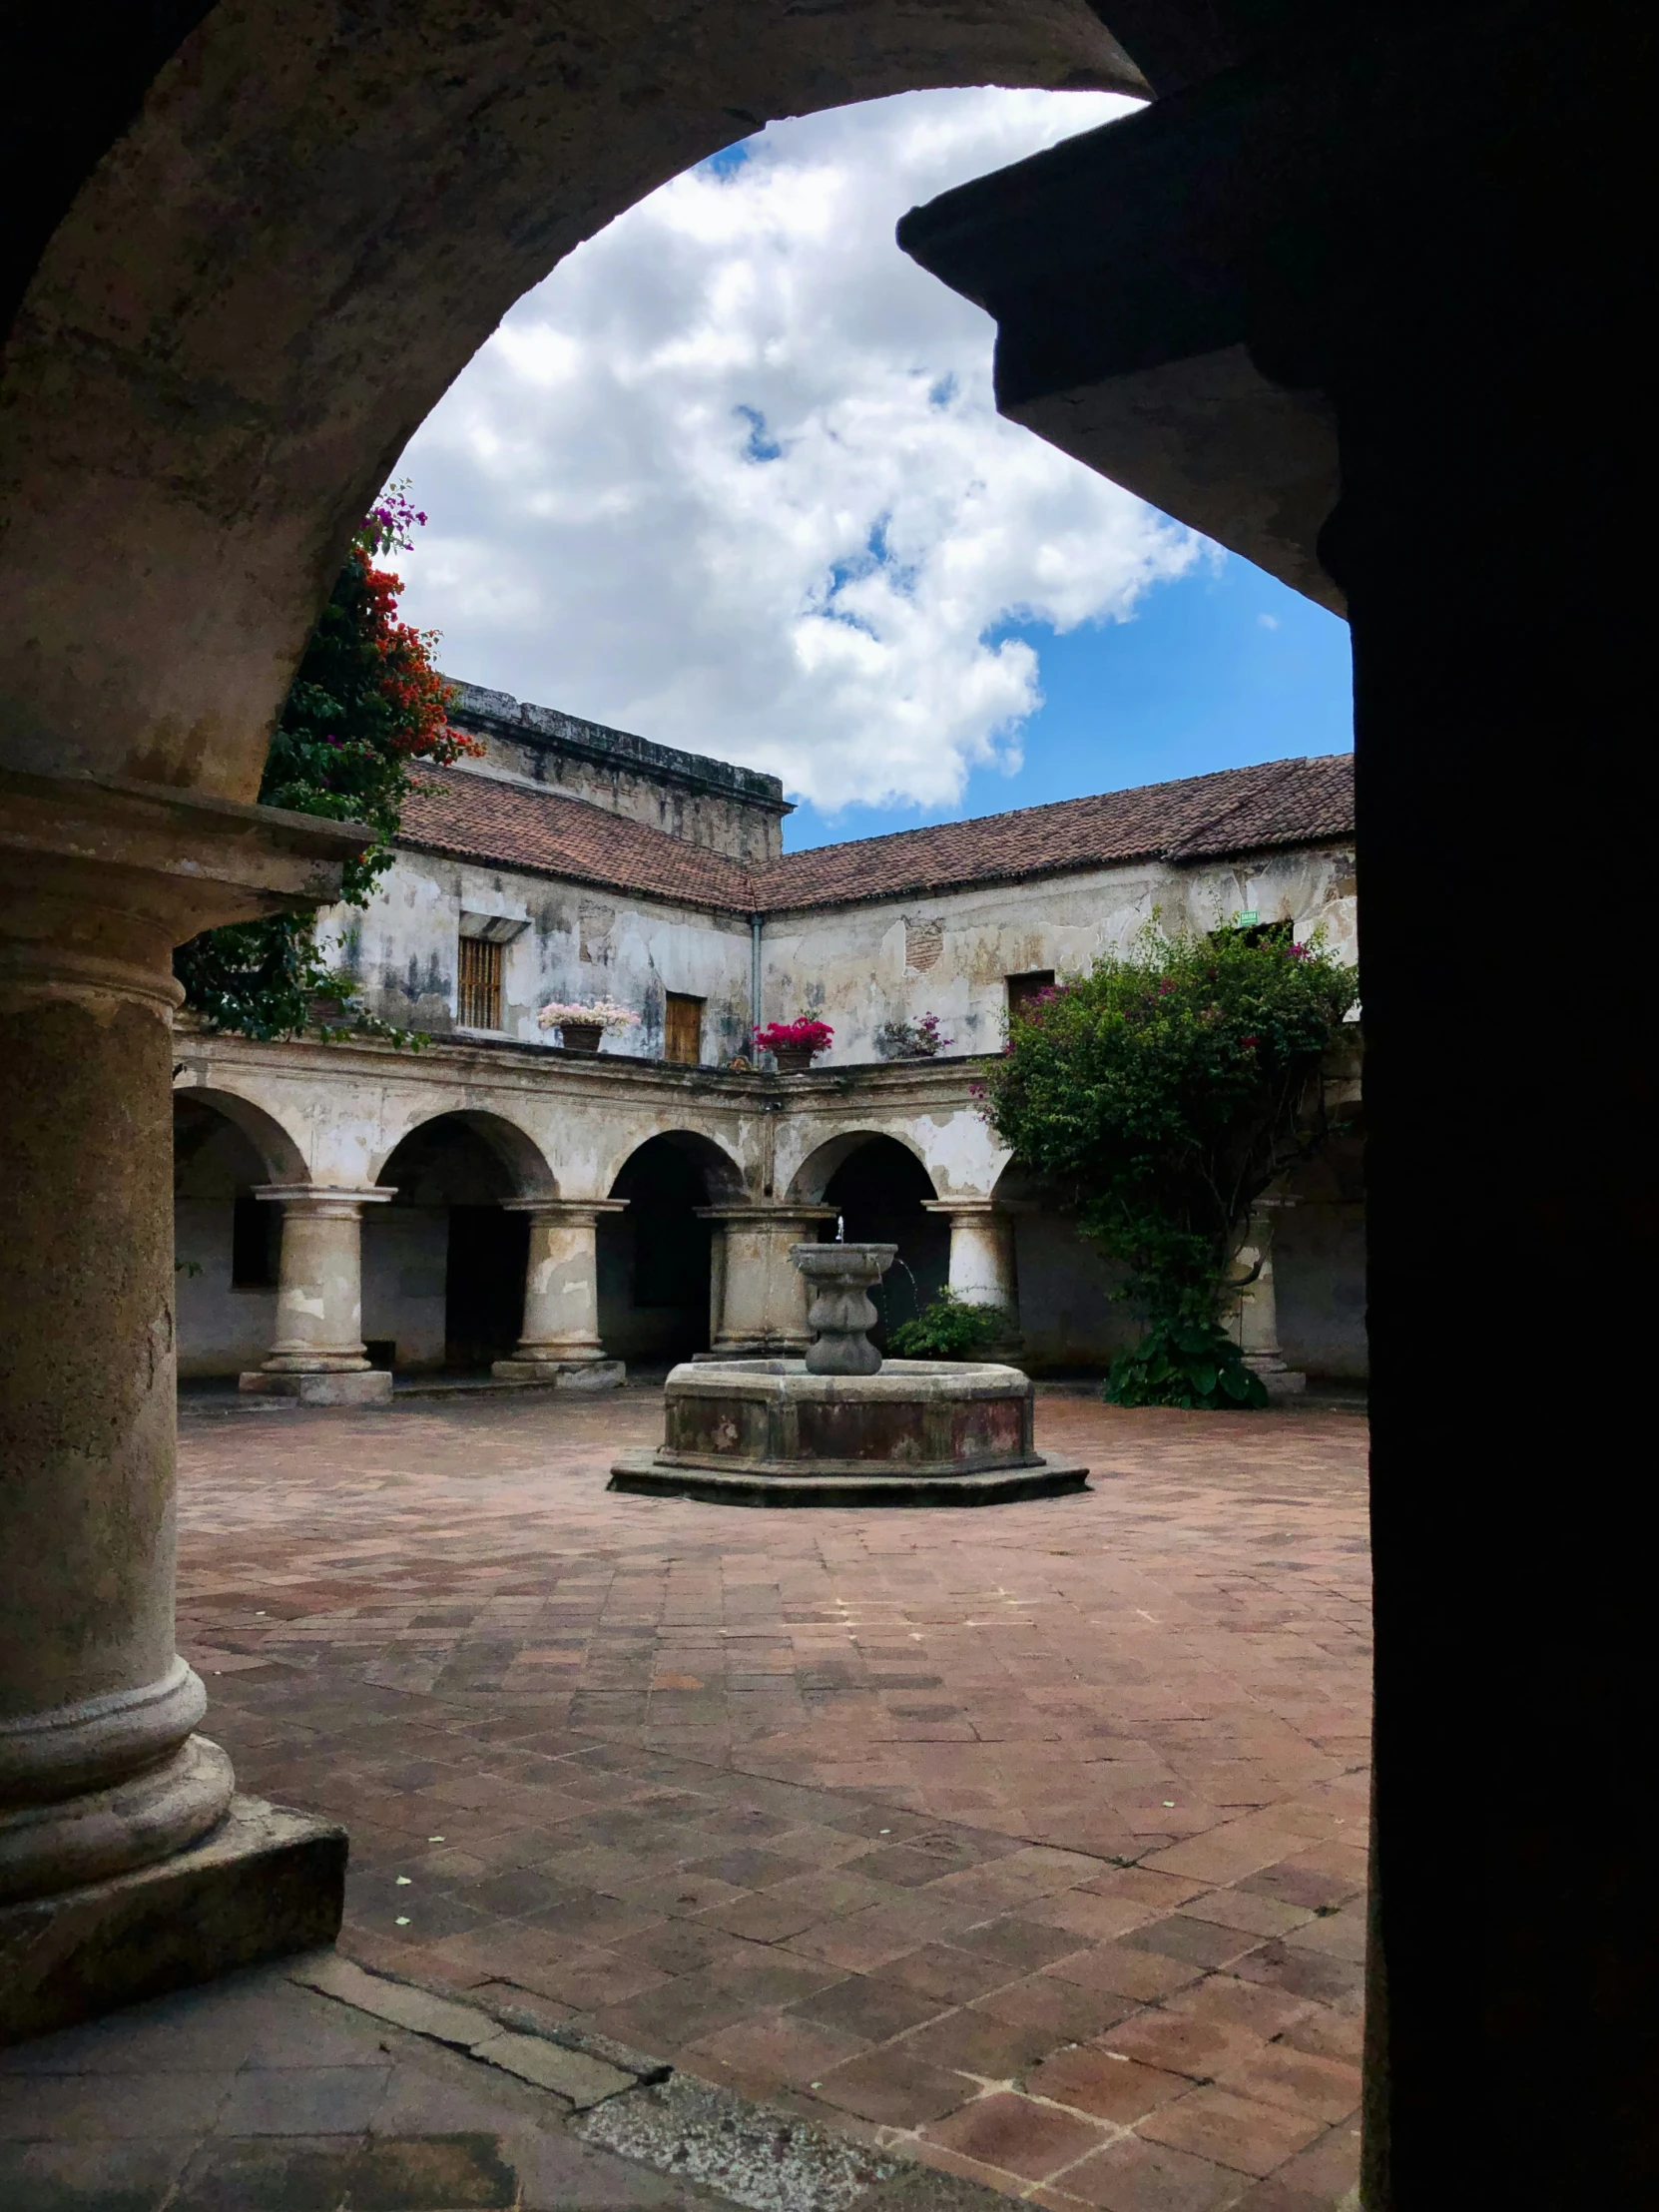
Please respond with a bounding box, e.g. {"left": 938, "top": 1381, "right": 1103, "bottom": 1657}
{"left": 396, "top": 767, "right": 756, "bottom": 913}
{"left": 396, "top": 754, "right": 1354, "bottom": 914}
{"left": 756, "top": 757, "right": 1354, "bottom": 910}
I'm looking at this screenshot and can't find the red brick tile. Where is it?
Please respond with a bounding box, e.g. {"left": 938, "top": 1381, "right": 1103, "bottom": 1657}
{"left": 899, "top": 2007, "right": 1057, "bottom": 2079}
{"left": 1047, "top": 1943, "right": 1205, "bottom": 2002}
{"left": 812, "top": 2046, "right": 974, "bottom": 2126}
{"left": 1140, "top": 2086, "right": 1327, "bottom": 2176}
{"left": 921, "top": 2091, "right": 1108, "bottom": 2181}
{"left": 1214, "top": 2045, "right": 1362, "bottom": 2125}
{"left": 972, "top": 1973, "right": 1141, "bottom": 2041}
{"left": 1056, "top": 2133, "right": 1248, "bottom": 2211}
{"left": 1100, "top": 2006, "right": 1268, "bottom": 2081}
{"left": 1023, "top": 2045, "right": 1192, "bottom": 2124}
{"left": 885, "top": 1942, "right": 1022, "bottom": 2004}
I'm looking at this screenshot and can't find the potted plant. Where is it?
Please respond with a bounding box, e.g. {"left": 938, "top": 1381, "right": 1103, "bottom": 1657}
{"left": 536, "top": 997, "right": 641, "bottom": 1054}
{"left": 873, "top": 1010, "right": 954, "bottom": 1060}
{"left": 755, "top": 1017, "right": 833, "bottom": 1074}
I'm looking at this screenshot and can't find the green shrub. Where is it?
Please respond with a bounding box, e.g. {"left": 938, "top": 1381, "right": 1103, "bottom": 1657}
{"left": 888, "top": 1289, "right": 1015, "bottom": 1361}
{"left": 1105, "top": 1318, "right": 1268, "bottom": 1409}
{"left": 976, "top": 920, "right": 1358, "bottom": 1407}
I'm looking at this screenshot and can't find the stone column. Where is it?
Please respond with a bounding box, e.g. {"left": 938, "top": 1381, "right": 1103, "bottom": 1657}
{"left": 923, "top": 1198, "right": 1017, "bottom": 1311}
{"left": 1227, "top": 1198, "right": 1305, "bottom": 1397}
{"left": 240, "top": 1187, "right": 394, "bottom": 1404}
{"left": 0, "top": 768, "right": 355, "bottom": 2035}
{"left": 493, "top": 1200, "right": 627, "bottom": 1387}
{"left": 700, "top": 1204, "right": 836, "bottom": 1356}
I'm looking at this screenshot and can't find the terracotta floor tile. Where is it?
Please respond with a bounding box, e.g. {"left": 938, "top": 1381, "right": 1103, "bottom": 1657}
{"left": 920, "top": 2091, "right": 1108, "bottom": 2182}
{"left": 898, "top": 2006, "right": 1057, "bottom": 2080}
{"left": 1213, "top": 2046, "right": 1362, "bottom": 2125}
{"left": 1100, "top": 2007, "right": 1269, "bottom": 2081}
{"left": 1141, "top": 2086, "right": 1326, "bottom": 2175}
{"left": 792, "top": 1972, "right": 944, "bottom": 2043}
{"left": 885, "top": 1942, "right": 1023, "bottom": 2005}
{"left": 1023, "top": 2045, "right": 1192, "bottom": 2125}
{"left": 1056, "top": 2133, "right": 1248, "bottom": 2211}
{"left": 972, "top": 1975, "right": 1142, "bottom": 2042}
{"left": 811, "top": 2046, "right": 974, "bottom": 2127}
{"left": 688, "top": 2010, "right": 868, "bottom": 2086}
{"left": 178, "top": 1385, "right": 1371, "bottom": 2192}
{"left": 953, "top": 1917, "right": 1092, "bottom": 1970}
{"left": 1047, "top": 1944, "right": 1205, "bottom": 2003}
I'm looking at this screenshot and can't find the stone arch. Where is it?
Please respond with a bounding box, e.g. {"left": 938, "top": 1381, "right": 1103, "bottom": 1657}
{"left": 172, "top": 1086, "right": 307, "bottom": 1379}
{"left": 369, "top": 1108, "right": 556, "bottom": 1200}
{"left": 367, "top": 1109, "right": 554, "bottom": 1372}
{"left": 2, "top": 5, "right": 1142, "bottom": 800}
{"left": 790, "top": 1130, "right": 945, "bottom": 1343}
{"left": 171, "top": 1082, "right": 307, "bottom": 1186}
{"left": 601, "top": 1127, "right": 745, "bottom": 1205}
{"left": 786, "top": 1128, "right": 934, "bottom": 1205}
{"left": 599, "top": 1129, "right": 743, "bottom": 1364}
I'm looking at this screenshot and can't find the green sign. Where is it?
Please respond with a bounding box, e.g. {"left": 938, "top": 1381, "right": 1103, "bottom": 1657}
{"left": 1235, "top": 909, "right": 1260, "bottom": 926}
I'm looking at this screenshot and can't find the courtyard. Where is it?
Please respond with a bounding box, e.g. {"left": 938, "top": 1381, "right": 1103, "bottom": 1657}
{"left": 146, "top": 1382, "right": 1370, "bottom": 2208}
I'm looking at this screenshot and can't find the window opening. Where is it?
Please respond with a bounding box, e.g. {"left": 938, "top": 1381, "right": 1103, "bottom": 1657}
{"left": 664, "top": 991, "right": 705, "bottom": 1065}
{"left": 458, "top": 936, "right": 504, "bottom": 1030}
{"left": 1006, "top": 969, "right": 1056, "bottom": 1017}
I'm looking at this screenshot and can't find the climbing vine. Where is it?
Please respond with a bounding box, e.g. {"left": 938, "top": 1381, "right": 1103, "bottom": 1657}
{"left": 977, "top": 922, "right": 1359, "bottom": 1407}
{"left": 174, "top": 488, "right": 478, "bottom": 1040}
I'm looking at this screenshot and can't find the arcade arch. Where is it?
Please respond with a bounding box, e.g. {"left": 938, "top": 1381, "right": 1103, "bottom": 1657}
{"left": 172, "top": 1089, "right": 309, "bottom": 1379}
{"left": 600, "top": 1131, "right": 746, "bottom": 1367}
{"left": 367, "top": 1111, "right": 556, "bottom": 1372}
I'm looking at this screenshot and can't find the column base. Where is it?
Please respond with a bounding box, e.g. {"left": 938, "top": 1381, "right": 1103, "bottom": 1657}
{"left": 0, "top": 1793, "right": 346, "bottom": 2046}
{"left": 1245, "top": 1358, "right": 1308, "bottom": 1399}
{"left": 489, "top": 1357, "right": 626, "bottom": 1390}
{"left": 239, "top": 1369, "right": 393, "bottom": 1405}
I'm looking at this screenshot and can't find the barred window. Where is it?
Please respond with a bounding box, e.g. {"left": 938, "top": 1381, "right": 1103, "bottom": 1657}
{"left": 457, "top": 935, "right": 503, "bottom": 1030}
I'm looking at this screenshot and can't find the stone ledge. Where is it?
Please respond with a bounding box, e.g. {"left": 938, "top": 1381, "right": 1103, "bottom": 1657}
{"left": 0, "top": 1795, "right": 345, "bottom": 2045}
{"left": 608, "top": 1448, "right": 1089, "bottom": 1508}
{"left": 239, "top": 1369, "right": 393, "bottom": 1405}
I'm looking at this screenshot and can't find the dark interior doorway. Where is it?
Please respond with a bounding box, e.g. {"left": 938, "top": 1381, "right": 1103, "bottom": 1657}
{"left": 372, "top": 1117, "right": 529, "bottom": 1371}
{"left": 821, "top": 1136, "right": 947, "bottom": 1346}
{"left": 599, "top": 1136, "right": 718, "bottom": 1365}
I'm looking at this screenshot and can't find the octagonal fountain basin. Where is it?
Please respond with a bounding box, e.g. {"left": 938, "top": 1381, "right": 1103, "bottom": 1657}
{"left": 609, "top": 1358, "right": 1088, "bottom": 1507}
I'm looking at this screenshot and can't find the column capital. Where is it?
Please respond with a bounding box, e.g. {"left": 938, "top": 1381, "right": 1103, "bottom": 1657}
{"left": 502, "top": 1197, "right": 628, "bottom": 1219}
{"left": 254, "top": 1184, "right": 393, "bottom": 1215}
{"left": 921, "top": 1196, "right": 1002, "bottom": 1217}
{"left": 0, "top": 767, "right": 371, "bottom": 1010}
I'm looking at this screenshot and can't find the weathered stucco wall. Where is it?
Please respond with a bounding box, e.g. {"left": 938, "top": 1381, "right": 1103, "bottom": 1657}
{"left": 316, "top": 820, "right": 1358, "bottom": 1075}
{"left": 764, "top": 842, "right": 1359, "bottom": 1066}
{"left": 446, "top": 683, "right": 792, "bottom": 864}
{"left": 318, "top": 853, "right": 756, "bottom": 1063}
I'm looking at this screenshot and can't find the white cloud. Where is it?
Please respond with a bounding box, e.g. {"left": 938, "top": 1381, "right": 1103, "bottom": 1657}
{"left": 390, "top": 89, "right": 1203, "bottom": 816}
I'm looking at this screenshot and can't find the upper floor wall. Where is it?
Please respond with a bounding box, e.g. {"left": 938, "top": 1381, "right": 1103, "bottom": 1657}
{"left": 766, "top": 839, "right": 1357, "bottom": 1065}
{"left": 446, "top": 681, "right": 792, "bottom": 865}
{"left": 320, "top": 830, "right": 1358, "bottom": 1065}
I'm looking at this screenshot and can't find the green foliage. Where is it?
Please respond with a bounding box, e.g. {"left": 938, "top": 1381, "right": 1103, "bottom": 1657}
{"left": 176, "top": 488, "right": 474, "bottom": 1041}
{"left": 977, "top": 920, "right": 1358, "bottom": 1404}
{"left": 1104, "top": 1317, "right": 1268, "bottom": 1409}
{"left": 887, "top": 1289, "right": 1015, "bottom": 1361}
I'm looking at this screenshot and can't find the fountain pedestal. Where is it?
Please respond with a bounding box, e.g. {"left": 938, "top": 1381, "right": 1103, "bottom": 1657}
{"left": 610, "top": 1241, "right": 1086, "bottom": 1507}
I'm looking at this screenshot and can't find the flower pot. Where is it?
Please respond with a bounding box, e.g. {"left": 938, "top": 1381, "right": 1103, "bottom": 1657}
{"left": 559, "top": 1022, "right": 604, "bottom": 1054}
{"left": 772, "top": 1043, "right": 819, "bottom": 1074}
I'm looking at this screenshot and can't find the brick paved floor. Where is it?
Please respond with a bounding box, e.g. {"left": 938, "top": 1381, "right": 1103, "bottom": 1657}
{"left": 176, "top": 1385, "right": 1372, "bottom": 2211}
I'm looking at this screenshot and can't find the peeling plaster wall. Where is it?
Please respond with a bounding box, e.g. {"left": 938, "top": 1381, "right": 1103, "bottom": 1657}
{"left": 762, "top": 844, "right": 1359, "bottom": 1065}
{"left": 316, "top": 854, "right": 755, "bottom": 1065}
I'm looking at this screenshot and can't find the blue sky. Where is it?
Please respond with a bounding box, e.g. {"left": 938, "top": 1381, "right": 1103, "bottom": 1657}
{"left": 391, "top": 89, "right": 1351, "bottom": 848}
{"left": 786, "top": 551, "right": 1351, "bottom": 848}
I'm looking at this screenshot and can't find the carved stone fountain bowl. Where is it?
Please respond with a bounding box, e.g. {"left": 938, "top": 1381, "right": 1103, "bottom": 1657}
{"left": 610, "top": 1358, "right": 1088, "bottom": 1507}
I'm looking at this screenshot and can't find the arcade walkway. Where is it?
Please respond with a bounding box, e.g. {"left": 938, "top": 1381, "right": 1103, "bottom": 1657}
{"left": 156, "top": 1387, "right": 1370, "bottom": 2209}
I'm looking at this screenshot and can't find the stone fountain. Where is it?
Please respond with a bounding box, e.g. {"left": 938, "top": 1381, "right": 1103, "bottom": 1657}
{"left": 610, "top": 1242, "right": 1086, "bottom": 1506}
